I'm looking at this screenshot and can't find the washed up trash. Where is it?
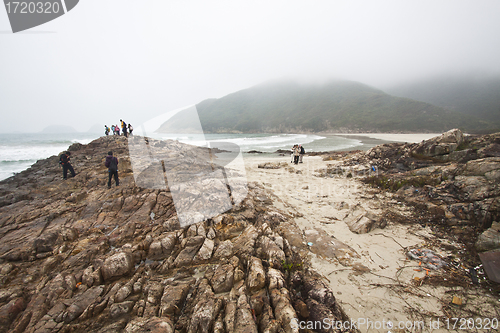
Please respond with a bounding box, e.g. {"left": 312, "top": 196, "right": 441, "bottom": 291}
{"left": 407, "top": 248, "right": 446, "bottom": 270}
{"left": 307, "top": 242, "right": 313, "bottom": 246}
{"left": 452, "top": 296, "right": 463, "bottom": 305}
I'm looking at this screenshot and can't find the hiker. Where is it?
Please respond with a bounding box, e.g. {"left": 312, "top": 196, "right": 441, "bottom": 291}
{"left": 299, "top": 145, "right": 305, "bottom": 163}
{"left": 111, "top": 125, "right": 115, "bottom": 135}
{"left": 105, "top": 125, "right": 110, "bottom": 136}
{"left": 293, "top": 144, "right": 300, "bottom": 164}
{"left": 120, "top": 119, "right": 128, "bottom": 137}
{"left": 105, "top": 151, "right": 119, "bottom": 188}
{"left": 128, "top": 123, "right": 133, "bottom": 136}
{"left": 115, "top": 125, "right": 120, "bottom": 136}
{"left": 59, "top": 151, "right": 76, "bottom": 180}
{"left": 290, "top": 144, "right": 296, "bottom": 163}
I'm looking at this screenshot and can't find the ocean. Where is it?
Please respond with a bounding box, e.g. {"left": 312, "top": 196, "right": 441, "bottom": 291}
{"left": 0, "top": 133, "right": 101, "bottom": 181}
{"left": 0, "top": 132, "right": 367, "bottom": 182}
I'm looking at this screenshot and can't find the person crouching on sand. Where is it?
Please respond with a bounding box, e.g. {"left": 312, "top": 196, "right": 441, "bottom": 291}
{"left": 105, "top": 151, "right": 119, "bottom": 189}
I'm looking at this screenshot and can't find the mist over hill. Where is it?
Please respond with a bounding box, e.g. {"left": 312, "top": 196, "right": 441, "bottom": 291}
{"left": 157, "top": 80, "right": 490, "bottom": 134}
{"left": 40, "top": 125, "right": 78, "bottom": 134}
{"left": 386, "top": 74, "right": 500, "bottom": 129}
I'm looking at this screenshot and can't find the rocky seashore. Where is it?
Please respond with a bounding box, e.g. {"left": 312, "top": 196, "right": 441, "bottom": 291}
{"left": 318, "top": 129, "right": 500, "bottom": 282}
{"left": 0, "top": 136, "right": 350, "bottom": 333}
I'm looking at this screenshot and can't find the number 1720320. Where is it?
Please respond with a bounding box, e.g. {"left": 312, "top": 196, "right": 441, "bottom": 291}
{"left": 5, "top": 2, "right": 61, "bottom": 14}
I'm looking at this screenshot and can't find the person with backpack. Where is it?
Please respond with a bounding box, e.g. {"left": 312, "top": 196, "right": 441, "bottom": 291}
{"left": 59, "top": 151, "right": 76, "bottom": 180}
{"left": 105, "top": 125, "right": 110, "bottom": 136}
{"left": 128, "top": 123, "right": 133, "bottom": 136}
{"left": 115, "top": 125, "right": 120, "bottom": 136}
{"left": 105, "top": 151, "right": 119, "bottom": 189}
{"left": 121, "top": 119, "right": 128, "bottom": 137}
{"left": 299, "top": 145, "right": 305, "bottom": 163}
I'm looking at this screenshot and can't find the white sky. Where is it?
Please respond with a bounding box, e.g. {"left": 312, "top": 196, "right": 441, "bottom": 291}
{"left": 1, "top": 0, "right": 500, "bottom": 132}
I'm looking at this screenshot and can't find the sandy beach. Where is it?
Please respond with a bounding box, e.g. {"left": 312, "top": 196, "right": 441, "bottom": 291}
{"left": 242, "top": 135, "right": 498, "bottom": 332}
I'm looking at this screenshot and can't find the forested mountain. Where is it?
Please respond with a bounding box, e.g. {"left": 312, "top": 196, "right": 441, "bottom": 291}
{"left": 157, "top": 80, "right": 493, "bottom": 134}
{"left": 386, "top": 74, "right": 500, "bottom": 128}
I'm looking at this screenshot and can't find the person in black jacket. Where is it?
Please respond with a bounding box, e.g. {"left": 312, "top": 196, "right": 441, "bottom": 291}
{"left": 60, "top": 151, "right": 76, "bottom": 180}
{"left": 105, "top": 151, "right": 119, "bottom": 189}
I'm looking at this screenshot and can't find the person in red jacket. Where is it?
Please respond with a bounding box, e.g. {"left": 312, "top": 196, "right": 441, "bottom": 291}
{"left": 105, "top": 151, "right": 119, "bottom": 189}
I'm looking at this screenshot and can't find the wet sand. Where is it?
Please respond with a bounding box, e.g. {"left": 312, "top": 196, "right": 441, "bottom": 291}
{"left": 242, "top": 151, "right": 497, "bottom": 332}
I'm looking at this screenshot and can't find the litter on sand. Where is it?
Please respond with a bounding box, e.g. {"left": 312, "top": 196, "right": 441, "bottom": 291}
{"left": 407, "top": 248, "right": 446, "bottom": 270}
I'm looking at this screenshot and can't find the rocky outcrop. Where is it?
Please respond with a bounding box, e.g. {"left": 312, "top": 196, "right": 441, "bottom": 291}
{"left": 0, "top": 136, "right": 350, "bottom": 333}
{"left": 320, "top": 130, "right": 500, "bottom": 282}
{"left": 476, "top": 222, "right": 500, "bottom": 251}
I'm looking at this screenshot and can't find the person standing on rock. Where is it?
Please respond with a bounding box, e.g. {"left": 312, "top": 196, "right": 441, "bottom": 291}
{"left": 105, "top": 125, "right": 110, "bottom": 136}
{"left": 128, "top": 123, "right": 133, "bottom": 136}
{"left": 59, "top": 151, "right": 76, "bottom": 180}
{"left": 105, "top": 151, "right": 119, "bottom": 189}
{"left": 121, "top": 119, "right": 128, "bottom": 137}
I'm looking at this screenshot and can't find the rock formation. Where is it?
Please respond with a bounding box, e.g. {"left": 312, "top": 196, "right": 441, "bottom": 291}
{"left": 0, "top": 136, "right": 351, "bottom": 333}
{"left": 318, "top": 129, "right": 500, "bottom": 281}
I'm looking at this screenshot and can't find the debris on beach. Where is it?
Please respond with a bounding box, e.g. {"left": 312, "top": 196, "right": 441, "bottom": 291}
{"left": 407, "top": 248, "right": 447, "bottom": 270}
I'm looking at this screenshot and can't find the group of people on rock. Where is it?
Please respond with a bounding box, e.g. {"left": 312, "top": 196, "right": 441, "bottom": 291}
{"left": 59, "top": 150, "right": 120, "bottom": 189}
{"left": 104, "top": 120, "right": 133, "bottom": 137}
{"left": 291, "top": 144, "right": 305, "bottom": 164}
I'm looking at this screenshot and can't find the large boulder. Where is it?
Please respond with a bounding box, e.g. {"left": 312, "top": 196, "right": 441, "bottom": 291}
{"left": 412, "top": 129, "right": 464, "bottom": 157}
{"left": 101, "top": 252, "right": 134, "bottom": 281}
{"left": 476, "top": 222, "right": 500, "bottom": 252}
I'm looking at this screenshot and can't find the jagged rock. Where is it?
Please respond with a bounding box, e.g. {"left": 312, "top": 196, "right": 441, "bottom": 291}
{"left": 235, "top": 293, "right": 258, "bottom": 333}
{"left": 124, "top": 317, "right": 174, "bottom": 333}
{"left": 476, "top": 222, "right": 500, "bottom": 251}
{"left": 257, "top": 236, "right": 286, "bottom": 267}
{"left": 232, "top": 225, "right": 259, "bottom": 259}
{"left": 101, "top": 252, "right": 134, "bottom": 281}
{"left": 193, "top": 238, "right": 214, "bottom": 263}
{"left": 110, "top": 301, "right": 135, "bottom": 318}
{"left": 63, "top": 285, "right": 104, "bottom": 323}
{"left": 247, "top": 257, "right": 266, "bottom": 292}
{"left": 267, "top": 268, "right": 285, "bottom": 290}
{"left": 0, "top": 136, "right": 355, "bottom": 332}
{"left": 213, "top": 239, "right": 234, "bottom": 259}
{"left": 147, "top": 232, "right": 177, "bottom": 260}
{"left": 173, "top": 236, "right": 205, "bottom": 267}
{"left": 462, "top": 157, "right": 500, "bottom": 181}
{"left": 207, "top": 263, "right": 234, "bottom": 294}
{"left": 143, "top": 281, "right": 164, "bottom": 317}
{"left": 270, "top": 288, "right": 299, "bottom": 333}
{"left": 159, "top": 283, "right": 191, "bottom": 316}
{"left": 186, "top": 279, "right": 223, "bottom": 333}
{"left": 115, "top": 284, "right": 133, "bottom": 303}
{"left": 0, "top": 297, "right": 25, "bottom": 328}
{"left": 343, "top": 205, "right": 385, "bottom": 234}
{"left": 412, "top": 128, "right": 464, "bottom": 157}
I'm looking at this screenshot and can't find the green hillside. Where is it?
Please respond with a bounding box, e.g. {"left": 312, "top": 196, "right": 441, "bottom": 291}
{"left": 386, "top": 74, "right": 500, "bottom": 131}
{"left": 157, "top": 80, "right": 491, "bottom": 134}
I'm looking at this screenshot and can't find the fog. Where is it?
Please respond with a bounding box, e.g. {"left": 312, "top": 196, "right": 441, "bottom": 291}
{"left": 1, "top": 0, "right": 499, "bottom": 133}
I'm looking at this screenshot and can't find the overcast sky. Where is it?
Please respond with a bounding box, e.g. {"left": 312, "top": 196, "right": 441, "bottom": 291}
{"left": 1, "top": 0, "right": 500, "bottom": 133}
